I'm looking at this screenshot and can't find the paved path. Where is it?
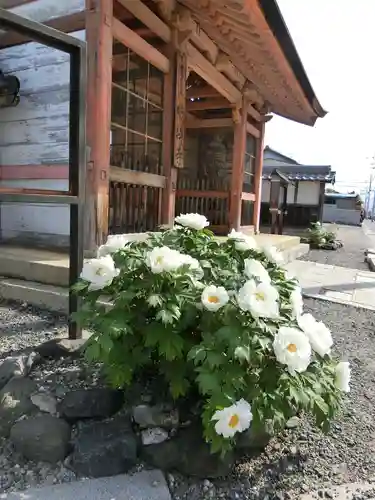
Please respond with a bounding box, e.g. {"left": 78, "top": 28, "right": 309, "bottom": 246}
{"left": 1, "top": 470, "right": 172, "bottom": 500}
{"left": 298, "top": 224, "right": 371, "bottom": 270}
{"left": 286, "top": 259, "right": 375, "bottom": 310}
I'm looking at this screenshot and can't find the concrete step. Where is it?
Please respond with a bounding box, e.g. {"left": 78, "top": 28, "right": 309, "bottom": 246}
{"left": 2, "top": 469, "right": 171, "bottom": 500}
{"left": 0, "top": 246, "right": 68, "bottom": 287}
{"left": 0, "top": 238, "right": 308, "bottom": 313}
{"left": 0, "top": 246, "right": 309, "bottom": 315}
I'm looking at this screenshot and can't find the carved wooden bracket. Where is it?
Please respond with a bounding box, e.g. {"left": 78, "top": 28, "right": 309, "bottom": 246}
{"left": 242, "top": 80, "right": 263, "bottom": 107}
{"left": 216, "top": 52, "right": 245, "bottom": 89}
{"left": 231, "top": 105, "right": 241, "bottom": 125}
{"left": 153, "top": 0, "right": 176, "bottom": 21}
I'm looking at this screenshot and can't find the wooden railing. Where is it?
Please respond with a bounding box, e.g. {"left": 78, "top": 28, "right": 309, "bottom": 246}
{"left": 176, "top": 177, "right": 229, "bottom": 233}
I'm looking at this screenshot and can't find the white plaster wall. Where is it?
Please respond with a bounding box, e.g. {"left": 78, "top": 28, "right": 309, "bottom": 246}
{"left": 261, "top": 180, "right": 270, "bottom": 202}
{"left": 296, "top": 182, "right": 320, "bottom": 205}
{"left": 323, "top": 206, "right": 361, "bottom": 226}
{"left": 261, "top": 180, "right": 320, "bottom": 206}
{"left": 0, "top": 0, "right": 85, "bottom": 246}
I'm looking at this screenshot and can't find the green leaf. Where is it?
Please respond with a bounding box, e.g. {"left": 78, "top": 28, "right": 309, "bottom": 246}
{"left": 98, "top": 334, "right": 114, "bottom": 353}
{"left": 234, "top": 345, "right": 250, "bottom": 363}
{"left": 196, "top": 370, "right": 221, "bottom": 395}
{"left": 187, "top": 345, "right": 207, "bottom": 365}
{"left": 206, "top": 351, "right": 224, "bottom": 368}
{"left": 84, "top": 341, "right": 101, "bottom": 362}
{"left": 71, "top": 280, "right": 88, "bottom": 293}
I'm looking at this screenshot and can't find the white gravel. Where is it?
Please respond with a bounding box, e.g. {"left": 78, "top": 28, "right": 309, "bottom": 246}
{"left": 0, "top": 297, "right": 374, "bottom": 499}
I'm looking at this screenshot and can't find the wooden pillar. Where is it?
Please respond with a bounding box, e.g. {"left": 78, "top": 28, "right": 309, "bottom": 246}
{"left": 253, "top": 121, "right": 265, "bottom": 232}
{"left": 84, "top": 0, "right": 113, "bottom": 252}
{"left": 229, "top": 98, "right": 247, "bottom": 230}
{"left": 318, "top": 182, "right": 325, "bottom": 222}
{"left": 162, "top": 40, "right": 187, "bottom": 226}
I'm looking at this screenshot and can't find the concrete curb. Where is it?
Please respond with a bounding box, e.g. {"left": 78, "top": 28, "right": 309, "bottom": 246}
{"left": 302, "top": 292, "right": 375, "bottom": 311}
{"left": 2, "top": 469, "right": 172, "bottom": 500}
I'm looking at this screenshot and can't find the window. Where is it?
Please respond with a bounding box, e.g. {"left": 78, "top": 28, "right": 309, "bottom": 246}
{"left": 243, "top": 134, "right": 256, "bottom": 193}
{"left": 110, "top": 49, "right": 164, "bottom": 175}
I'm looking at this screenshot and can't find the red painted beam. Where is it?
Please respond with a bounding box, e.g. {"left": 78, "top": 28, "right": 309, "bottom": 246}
{"left": 0, "top": 164, "right": 68, "bottom": 180}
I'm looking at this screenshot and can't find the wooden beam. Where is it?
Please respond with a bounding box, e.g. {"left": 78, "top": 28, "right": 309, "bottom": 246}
{"left": 253, "top": 121, "right": 265, "bottom": 232}
{"left": 186, "top": 43, "right": 241, "bottom": 104}
{"left": 161, "top": 41, "right": 178, "bottom": 226}
{"left": 216, "top": 52, "right": 245, "bottom": 89}
{"left": 174, "top": 7, "right": 218, "bottom": 64}
{"left": 173, "top": 49, "right": 187, "bottom": 169}
{"left": 152, "top": 0, "right": 176, "bottom": 21}
{"left": 229, "top": 98, "right": 247, "bottom": 230}
{"left": 176, "top": 189, "right": 228, "bottom": 199}
{"left": 186, "top": 97, "right": 230, "bottom": 111}
{"left": 0, "top": 164, "right": 68, "bottom": 180}
{"left": 110, "top": 167, "right": 166, "bottom": 188}
{"left": 246, "top": 121, "right": 260, "bottom": 138}
{"left": 1, "top": 0, "right": 34, "bottom": 7}
{"left": 186, "top": 86, "right": 220, "bottom": 99}
{"left": 112, "top": 18, "right": 169, "bottom": 73}
{"left": 85, "top": 0, "right": 113, "bottom": 250}
{"left": 248, "top": 103, "right": 261, "bottom": 122}
{"left": 117, "top": 0, "right": 171, "bottom": 43}
{"left": 0, "top": 11, "right": 85, "bottom": 48}
{"left": 243, "top": 81, "right": 264, "bottom": 107}
{"left": 186, "top": 117, "right": 233, "bottom": 129}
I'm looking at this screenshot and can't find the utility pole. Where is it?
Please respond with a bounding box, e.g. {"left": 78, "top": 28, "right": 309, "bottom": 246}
{"left": 367, "top": 156, "right": 375, "bottom": 217}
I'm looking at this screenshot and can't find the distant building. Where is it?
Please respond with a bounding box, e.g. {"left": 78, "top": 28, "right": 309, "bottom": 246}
{"left": 260, "top": 147, "right": 335, "bottom": 227}
{"left": 323, "top": 192, "right": 362, "bottom": 226}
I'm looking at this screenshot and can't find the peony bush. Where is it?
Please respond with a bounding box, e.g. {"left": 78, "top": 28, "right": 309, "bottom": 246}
{"left": 73, "top": 213, "right": 350, "bottom": 455}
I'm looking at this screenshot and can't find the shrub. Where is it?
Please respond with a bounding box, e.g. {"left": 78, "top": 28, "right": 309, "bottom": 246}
{"left": 306, "top": 221, "right": 338, "bottom": 248}
{"left": 73, "top": 214, "right": 350, "bottom": 455}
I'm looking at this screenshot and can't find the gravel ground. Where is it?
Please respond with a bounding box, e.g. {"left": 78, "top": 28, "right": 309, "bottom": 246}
{"left": 0, "top": 298, "right": 375, "bottom": 499}
{"left": 298, "top": 225, "right": 370, "bottom": 270}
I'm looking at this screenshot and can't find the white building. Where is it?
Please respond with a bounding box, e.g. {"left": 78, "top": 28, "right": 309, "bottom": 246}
{"left": 260, "top": 147, "right": 335, "bottom": 227}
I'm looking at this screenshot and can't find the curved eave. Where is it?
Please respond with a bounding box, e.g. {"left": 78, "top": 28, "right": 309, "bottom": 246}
{"left": 257, "top": 0, "right": 327, "bottom": 123}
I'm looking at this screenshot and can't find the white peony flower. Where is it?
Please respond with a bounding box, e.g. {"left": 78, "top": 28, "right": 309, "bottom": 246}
{"left": 298, "top": 313, "right": 333, "bottom": 358}
{"left": 201, "top": 285, "right": 229, "bottom": 312}
{"left": 146, "top": 246, "right": 184, "bottom": 274}
{"left": 180, "top": 254, "right": 204, "bottom": 279}
{"left": 273, "top": 326, "right": 311, "bottom": 375}
{"left": 237, "top": 280, "right": 279, "bottom": 319}
{"left": 262, "top": 245, "right": 283, "bottom": 265}
{"left": 80, "top": 255, "right": 120, "bottom": 291}
{"left": 244, "top": 258, "right": 271, "bottom": 284}
{"left": 290, "top": 287, "right": 304, "bottom": 318}
{"left": 97, "top": 234, "right": 129, "bottom": 257}
{"left": 175, "top": 213, "right": 209, "bottom": 230}
{"left": 228, "top": 229, "right": 258, "bottom": 251}
{"left": 335, "top": 361, "right": 351, "bottom": 393}
{"left": 211, "top": 399, "right": 253, "bottom": 438}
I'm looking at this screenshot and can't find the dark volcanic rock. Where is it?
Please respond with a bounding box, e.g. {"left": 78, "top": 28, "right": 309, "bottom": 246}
{"left": 70, "top": 418, "right": 137, "bottom": 478}
{"left": 0, "top": 377, "right": 37, "bottom": 438}
{"left": 141, "top": 423, "right": 234, "bottom": 478}
{"left": 58, "top": 388, "right": 124, "bottom": 421}
{"left": 10, "top": 415, "right": 71, "bottom": 463}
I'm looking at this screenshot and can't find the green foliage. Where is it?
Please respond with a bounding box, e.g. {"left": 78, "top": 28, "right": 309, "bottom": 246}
{"left": 307, "top": 222, "right": 337, "bottom": 247}
{"left": 74, "top": 223, "right": 345, "bottom": 455}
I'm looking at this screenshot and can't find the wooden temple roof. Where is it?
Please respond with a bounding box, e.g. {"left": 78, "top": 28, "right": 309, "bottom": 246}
{"left": 179, "top": 0, "right": 326, "bottom": 125}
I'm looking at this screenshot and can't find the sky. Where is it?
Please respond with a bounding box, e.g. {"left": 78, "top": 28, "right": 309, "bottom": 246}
{"left": 264, "top": 0, "right": 375, "bottom": 195}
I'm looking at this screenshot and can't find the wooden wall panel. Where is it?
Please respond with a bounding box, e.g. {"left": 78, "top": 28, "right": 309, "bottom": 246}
{"left": 0, "top": 0, "right": 85, "bottom": 247}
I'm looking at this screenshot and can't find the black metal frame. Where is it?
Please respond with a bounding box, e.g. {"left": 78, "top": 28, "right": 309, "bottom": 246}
{"left": 0, "top": 8, "right": 86, "bottom": 339}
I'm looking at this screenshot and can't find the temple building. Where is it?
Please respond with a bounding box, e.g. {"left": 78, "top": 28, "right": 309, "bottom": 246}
{"left": 0, "top": 0, "right": 326, "bottom": 251}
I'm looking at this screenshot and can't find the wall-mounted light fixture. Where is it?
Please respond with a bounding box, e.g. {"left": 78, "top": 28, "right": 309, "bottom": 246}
{"left": 0, "top": 70, "right": 20, "bottom": 108}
